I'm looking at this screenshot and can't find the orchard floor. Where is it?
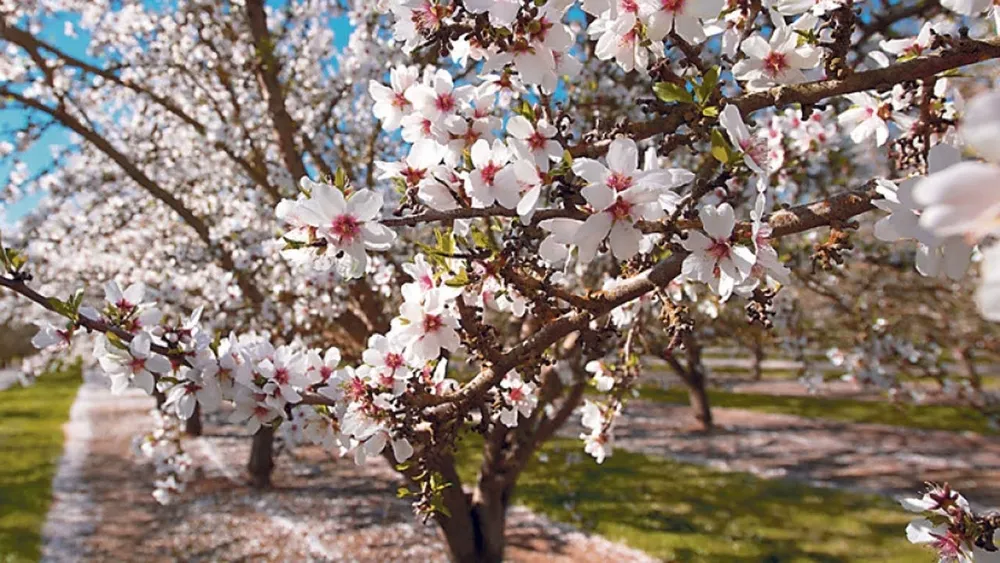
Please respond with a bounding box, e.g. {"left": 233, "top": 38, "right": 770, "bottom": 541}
{"left": 40, "top": 377, "right": 654, "bottom": 563}
{"left": 560, "top": 398, "right": 1000, "bottom": 508}
{"left": 38, "top": 374, "right": 1000, "bottom": 561}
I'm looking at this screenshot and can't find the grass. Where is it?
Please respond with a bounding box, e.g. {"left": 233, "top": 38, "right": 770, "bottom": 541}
{"left": 454, "top": 437, "right": 929, "bottom": 562}
{"left": 0, "top": 362, "right": 81, "bottom": 562}
{"left": 637, "top": 386, "right": 996, "bottom": 435}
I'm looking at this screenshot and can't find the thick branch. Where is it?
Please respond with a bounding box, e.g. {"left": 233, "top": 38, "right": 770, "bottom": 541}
{"left": 244, "top": 0, "right": 309, "bottom": 181}
{"left": 570, "top": 36, "right": 1000, "bottom": 158}
{"left": 1, "top": 88, "right": 266, "bottom": 305}
{"left": 425, "top": 183, "right": 881, "bottom": 420}
{"left": 0, "top": 275, "right": 181, "bottom": 359}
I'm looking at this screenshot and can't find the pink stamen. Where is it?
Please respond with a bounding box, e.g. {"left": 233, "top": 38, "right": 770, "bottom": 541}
{"left": 607, "top": 172, "right": 634, "bottom": 192}
{"left": 423, "top": 314, "right": 443, "bottom": 333}
{"left": 330, "top": 214, "right": 361, "bottom": 243}
{"left": 762, "top": 51, "right": 789, "bottom": 78}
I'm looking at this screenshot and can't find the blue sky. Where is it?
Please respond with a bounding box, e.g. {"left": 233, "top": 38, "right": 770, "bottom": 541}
{"left": 1, "top": 4, "right": 353, "bottom": 227}
{"left": 0, "top": 11, "right": 90, "bottom": 226}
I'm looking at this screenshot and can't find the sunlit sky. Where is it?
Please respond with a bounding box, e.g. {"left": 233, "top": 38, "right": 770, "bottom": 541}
{"left": 0, "top": 5, "right": 353, "bottom": 228}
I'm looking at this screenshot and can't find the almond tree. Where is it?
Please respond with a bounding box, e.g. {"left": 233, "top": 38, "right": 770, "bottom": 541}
{"left": 4, "top": 1, "right": 1000, "bottom": 561}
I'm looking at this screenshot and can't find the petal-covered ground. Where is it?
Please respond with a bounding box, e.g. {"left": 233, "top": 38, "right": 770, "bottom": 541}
{"left": 560, "top": 398, "right": 1000, "bottom": 508}
{"left": 41, "top": 377, "right": 655, "bottom": 562}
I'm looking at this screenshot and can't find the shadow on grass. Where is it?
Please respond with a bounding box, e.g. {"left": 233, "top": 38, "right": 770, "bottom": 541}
{"left": 0, "top": 361, "right": 82, "bottom": 562}
{"left": 637, "top": 386, "right": 995, "bottom": 435}
{"left": 455, "top": 437, "right": 928, "bottom": 562}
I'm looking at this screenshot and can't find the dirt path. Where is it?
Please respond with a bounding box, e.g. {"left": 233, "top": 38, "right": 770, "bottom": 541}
{"left": 41, "top": 378, "right": 654, "bottom": 562}
{"left": 568, "top": 399, "right": 1000, "bottom": 508}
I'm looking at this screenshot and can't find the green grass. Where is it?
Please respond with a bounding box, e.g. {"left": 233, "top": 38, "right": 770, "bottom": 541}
{"left": 0, "top": 362, "right": 81, "bottom": 562}
{"left": 455, "top": 437, "right": 928, "bottom": 562}
{"left": 637, "top": 386, "right": 996, "bottom": 435}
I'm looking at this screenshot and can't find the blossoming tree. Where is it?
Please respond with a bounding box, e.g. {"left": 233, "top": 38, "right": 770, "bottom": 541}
{"left": 4, "top": 0, "right": 1000, "bottom": 560}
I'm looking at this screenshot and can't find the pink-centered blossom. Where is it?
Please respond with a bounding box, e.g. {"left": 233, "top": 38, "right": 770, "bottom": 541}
{"left": 680, "top": 203, "right": 757, "bottom": 301}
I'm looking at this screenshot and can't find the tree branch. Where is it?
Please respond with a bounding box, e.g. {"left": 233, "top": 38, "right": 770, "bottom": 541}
{"left": 0, "top": 88, "right": 266, "bottom": 305}
{"left": 569, "top": 36, "right": 1000, "bottom": 158}
{"left": 424, "top": 182, "right": 882, "bottom": 420}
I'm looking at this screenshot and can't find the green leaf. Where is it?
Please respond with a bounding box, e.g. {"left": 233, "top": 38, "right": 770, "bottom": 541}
{"left": 0, "top": 231, "right": 9, "bottom": 274}
{"left": 70, "top": 289, "right": 84, "bottom": 310}
{"left": 8, "top": 250, "right": 26, "bottom": 271}
{"left": 711, "top": 129, "right": 731, "bottom": 164}
{"left": 653, "top": 82, "right": 693, "bottom": 104}
{"left": 694, "top": 66, "right": 720, "bottom": 105}
{"left": 437, "top": 502, "right": 452, "bottom": 518}
{"left": 46, "top": 294, "right": 81, "bottom": 321}
{"left": 106, "top": 332, "right": 126, "bottom": 349}
{"left": 391, "top": 176, "right": 408, "bottom": 194}
{"left": 434, "top": 228, "right": 455, "bottom": 257}
{"left": 282, "top": 237, "right": 307, "bottom": 251}
{"left": 515, "top": 100, "right": 536, "bottom": 121}
{"left": 470, "top": 226, "right": 495, "bottom": 252}
{"left": 334, "top": 168, "right": 349, "bottom": 190}
{"left": 445, "top": 269, "right": 471, "bottom": 287}
{"left": 701, "top": 106, "right": 719, "bottom": 118}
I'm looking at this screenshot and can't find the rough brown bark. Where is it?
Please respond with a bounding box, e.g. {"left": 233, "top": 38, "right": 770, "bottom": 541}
{"left": 244, "top": 0, "right": 309, "bottom": 182}
{"left": 432, "top": 464, "right": 510, "bottom": 563}
{"left": 431, "top": 355, "right": 587, "bottom": 562}
{"left": 685, "top": 372, "right": 713, "bottom": 431}
{"left": 248, "top": 425, "right": 275, "bottom": 488}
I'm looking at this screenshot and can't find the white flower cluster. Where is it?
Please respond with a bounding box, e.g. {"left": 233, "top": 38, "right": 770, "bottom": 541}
{"left": 368, "top": 63, "right": 563, "bottom": 222}
{"left": 901, "top": 484, "right": 998, "bottom": 562}
{"left": 31, "top": 250, "right": 551, "bottom": 477}
{"left": 132, "top": 409, "right": 193, "bottom": 505}
{"left": 276, "top": 178, "right": 396, "bottom": 279}
{"left": 872, "top": 90, "right": 1000, "bottom": 317}
{"left": 579, "top": 399, "right": 619, "bottom": 464}
{"left": 382, "top": 1, "right": 577, "bottom": 92}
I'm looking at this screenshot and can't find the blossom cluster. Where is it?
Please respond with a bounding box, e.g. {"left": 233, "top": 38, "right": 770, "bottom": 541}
{"left": 8, "top": 1, "right": 1000, "bottom": 551}
{"left": 902, "top": 483, "right": 999, "bottom": 562}
{"left": 132, "top": 409, "right": 193, "bottom": 505}
{"left": 872, "top": 90, "right": 1000, "bottom": 318}
{"left": 31, "top": 243, "right": 553, "bottom": 490}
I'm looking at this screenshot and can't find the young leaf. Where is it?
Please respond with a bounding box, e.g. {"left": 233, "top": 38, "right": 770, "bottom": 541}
{"left": 445, "top": 269, "right": 471, "bottom": 287}
{"left": 711, "top": 129, "right": 731, "bottom": 164}
{"left": 0, "top": 231, "right": 9, "bottom": 274}
{"left": 334, "top": 167, "right": 349, "bottom": 190}
{"left": 696, "top": 66, "right": 721, "bottom": 104}
{"left": 516, "top": 99, "right": 536, "bottom": 121}
{"left": 653, "top": 82, "right": 693, "bottom": 104}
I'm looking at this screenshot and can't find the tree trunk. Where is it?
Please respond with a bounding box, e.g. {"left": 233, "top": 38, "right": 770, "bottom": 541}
{"left": 419, "top": 358, "right": 586, "bottom": 562}
{"left": 435, "top": 480, "right": 510, "bottom": 562}
{"left": 752, "top": 338, "right": 765, "bottom": 381}
{"left": 247, "top": 425, "right": 275, "bottom": 488}
{"left": 685, "top": 371, "right": 713, "bottom": 431}
{"left": 184, "top": 403, "right": 202, "bottom": 436}
{"left": 394, "top": 451, "right": 508, "bottom": 563}
{"left": 662, "top": 336, "right": 714, "bottom": 431}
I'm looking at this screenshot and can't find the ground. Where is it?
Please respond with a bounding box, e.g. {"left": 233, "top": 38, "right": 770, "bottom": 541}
{"left": 0, "top": 363, "right": 80, "bottom": 562}
{"left": 565, "top": 399, "right": 1000, "bottom": 506}
{"left": 6, "top": 358, "right": 995, "bottom": 561}
{"left": 40, "top": 378, "right": 654, "bottom": 563}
